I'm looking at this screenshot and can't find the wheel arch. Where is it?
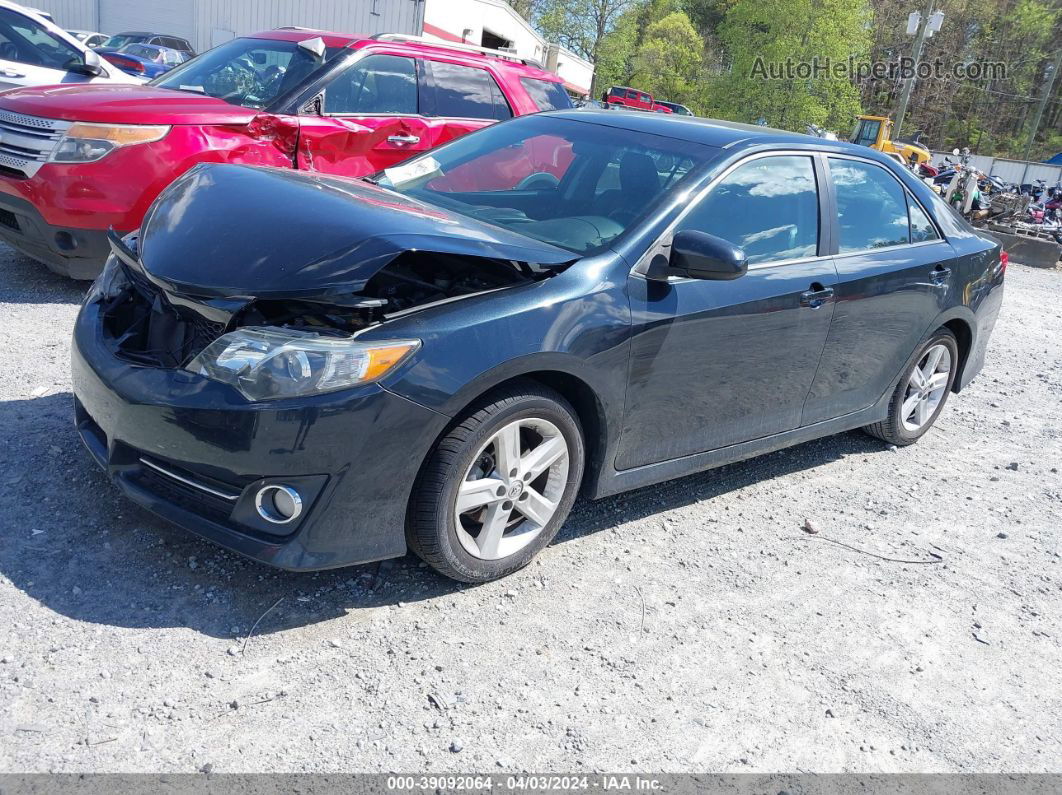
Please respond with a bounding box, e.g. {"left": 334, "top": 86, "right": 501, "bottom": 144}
{"left": 923, "top": 305, "right": 975, "bottom": 393}
{"left": 406, "top": 359, "right": 614, "bottom": 500}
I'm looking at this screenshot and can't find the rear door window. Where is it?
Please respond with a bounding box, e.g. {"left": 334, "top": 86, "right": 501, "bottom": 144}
{"left": 425, "top": 59, "right": 510, "bottom": 120}
{"left": 520, "top": 77, "right": 572, "bottom": 111}
{"left": 828, "top": 158, "right": 911, "bottom": 252}
{"left": 678, "top": 155, "right": 820, "bottom": 264}
{"left": 325, "top": 53, "right": 418, "bottom": 115}
{"left": 907, "top": 194, "right": 940, "bottom": 242}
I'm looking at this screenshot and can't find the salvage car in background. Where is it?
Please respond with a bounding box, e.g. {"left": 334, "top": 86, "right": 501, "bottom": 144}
{"left": 0, "top": 29, "right": 572, "bottom": 279}
{"left": 654, "top": 100, "right": 694, "bottom": 116}
{"left": 96, "top": 30, "right": 195, "bottom": 59}
{"left": 103, "top": 43, "right": 189, "bottom": 78}
{"left": 72, "top": 111, "right": 1005, "bottom": 582}
{"left": 67, "top": 29, "right": 107, "bottom": 48}
{"left": 603, "top": 86, "right": 672, "bottom": 113}
{"left": 0, "top": 0, "right": 135, "bottom": 90}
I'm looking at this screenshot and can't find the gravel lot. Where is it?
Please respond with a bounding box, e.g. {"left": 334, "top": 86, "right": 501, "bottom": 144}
{"left": 0, "top": 244, "right": 1059, "bottom": 774}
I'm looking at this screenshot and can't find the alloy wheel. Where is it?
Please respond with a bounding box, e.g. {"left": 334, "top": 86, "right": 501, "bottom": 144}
{"left": 900, "top": 344, "right": 952, "bottom": 432}
{"left": 454, "top": 417, "right": 570, "bottom": 561}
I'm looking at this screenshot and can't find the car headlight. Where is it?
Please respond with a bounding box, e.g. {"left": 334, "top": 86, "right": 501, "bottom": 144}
{"left": 185, "top": 327, "right": 420, "bottom": 401}
{"left": 49, "top": 123, "right": 170, "bottom": 164}
{"left": 84, "top": 252, "right": 130, "bottom": 304}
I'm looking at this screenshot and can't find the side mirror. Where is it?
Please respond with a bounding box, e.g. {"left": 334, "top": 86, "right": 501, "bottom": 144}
{"left": 649, "top": 229, "right": 748, "bottom": 281}
{"left": 66, "top": 48, "right": 103, "bottom": 77}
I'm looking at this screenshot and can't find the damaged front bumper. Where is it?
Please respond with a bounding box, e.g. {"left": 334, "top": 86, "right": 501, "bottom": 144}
{"left": 72, "top": 297, "right": 450, "bottom": 570}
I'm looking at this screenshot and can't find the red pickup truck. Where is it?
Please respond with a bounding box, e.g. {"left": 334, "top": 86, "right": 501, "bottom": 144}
{"left": 0, "top": 29, "right": 573, "bottom": 278}
{"left": 603, "top": 86, "right": 673, "bottom": 114}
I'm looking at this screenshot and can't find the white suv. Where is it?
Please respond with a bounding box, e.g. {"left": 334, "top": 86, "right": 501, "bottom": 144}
{"left": 0, "top": 1, "right": 137, "bottom": 89}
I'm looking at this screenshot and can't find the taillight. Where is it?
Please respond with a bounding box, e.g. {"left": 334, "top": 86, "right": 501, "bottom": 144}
{"left": 1000, "top": 250, "right": 1008, "bottom": 274}
{"left": 110, "top": 56, "right": 144, "bottom": 72}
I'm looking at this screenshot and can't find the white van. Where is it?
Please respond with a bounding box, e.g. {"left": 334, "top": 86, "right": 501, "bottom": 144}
{"left": 0, "top": 1, "right": 138, "bottom": 90}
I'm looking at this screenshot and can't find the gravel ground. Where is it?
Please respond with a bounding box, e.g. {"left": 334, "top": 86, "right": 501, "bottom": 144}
{"left": 0, "top": 245, "right": 1059, "bottom": 774}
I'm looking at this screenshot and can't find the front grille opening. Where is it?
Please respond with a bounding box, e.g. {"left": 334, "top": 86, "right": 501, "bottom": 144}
{"left": 134, "top": 464, "right": 237, "bottom": 525}
{"left": 100, "top": 270, "right": 226, "bottom": 368}
{"left": 0, "top": 208, "right": 19, "bottom": 231}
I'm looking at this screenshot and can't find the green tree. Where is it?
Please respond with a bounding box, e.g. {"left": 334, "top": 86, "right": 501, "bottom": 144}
{"left": 632, "top": 11, "right": 707, "bottom": 107}
{"left": 711, "top": 0, "right": 871, "bottom": 131}
{"left": 592, "top": 9, "right": 642, "bottom": 95}
{"left": 534, "top": 0, "right": 635, "bottom": 95}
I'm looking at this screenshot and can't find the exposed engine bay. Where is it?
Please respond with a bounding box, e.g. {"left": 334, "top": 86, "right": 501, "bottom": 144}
{"left": 98, "top": 245, "right": 551, "bottom": 368}
{"left": 235, "top": 250, "right": 538, "bottom": 336}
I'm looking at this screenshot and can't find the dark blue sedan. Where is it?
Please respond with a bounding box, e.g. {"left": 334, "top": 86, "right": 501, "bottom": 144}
{"left": 71, "top": 111, "right": 1005, "bottom": 582}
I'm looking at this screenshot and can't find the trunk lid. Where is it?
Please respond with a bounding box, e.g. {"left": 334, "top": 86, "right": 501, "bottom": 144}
{"left": 138, "top": 163, "right": 575, "bottom": 299}
{"left": 0, "top": 84, "right": 259, "bottom": 126}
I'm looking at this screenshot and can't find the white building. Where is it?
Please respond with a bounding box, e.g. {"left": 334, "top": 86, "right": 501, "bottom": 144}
{"left": 28, "top": 0, "right": 592, "bottom": 95}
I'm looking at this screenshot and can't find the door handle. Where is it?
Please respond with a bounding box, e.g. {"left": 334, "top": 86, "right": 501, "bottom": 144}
{"left": 386, "top": 134, "right": 421, "bottom": 145}
{"left": 0, "top": 68, "right": 24, "bottom": 78}
{"left": 930, "top": 265, "right": 951, "bottom": 283}
{"left": 800, "top": 284, "right": 834, "bottom": 308}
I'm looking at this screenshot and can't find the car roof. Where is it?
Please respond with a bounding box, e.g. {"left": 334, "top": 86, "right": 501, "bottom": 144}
{"left": 247, "top": 29, "right": 565, "bottom": 82}
{"left": 545, "top": 109, "right": 890, "bottom": 157}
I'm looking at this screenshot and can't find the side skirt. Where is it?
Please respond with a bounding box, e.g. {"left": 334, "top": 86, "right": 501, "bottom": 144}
{"left": 590, "top": 399, "right": 888, "bottom": 499}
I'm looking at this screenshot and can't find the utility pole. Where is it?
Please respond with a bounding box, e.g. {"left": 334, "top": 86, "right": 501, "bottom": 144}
{"left": 895, "top": 0, "right": 941, "bottom": 138}
{"left": 1021, "top": 49, "right": 1061, "bottom": 165}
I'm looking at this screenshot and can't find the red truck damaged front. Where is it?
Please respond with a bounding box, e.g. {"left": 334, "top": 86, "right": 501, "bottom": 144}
{"left": 0, "top": 30, "right": 571, "bottom": 279}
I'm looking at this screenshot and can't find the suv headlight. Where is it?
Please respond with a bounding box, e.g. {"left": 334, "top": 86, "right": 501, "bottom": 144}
{"left": 186, "top": 327, "right": 420, "bottom": 401}
{"left": 49, "top": 123, "right": 170, "bottom": 164}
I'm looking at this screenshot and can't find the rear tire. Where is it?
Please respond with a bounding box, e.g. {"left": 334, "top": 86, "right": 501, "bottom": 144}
{"left": 408, "top": 381, "right": 584, "bottom": 583}
{"left": 864, "top": 328, "right": 958, "bottom": 446}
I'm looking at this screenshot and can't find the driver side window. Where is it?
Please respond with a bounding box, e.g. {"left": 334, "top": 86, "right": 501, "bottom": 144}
{"left": 325, "top": 54, "right": 418, "bottom": 115}
{"left": 677, "top": 155, "right": 820, "bottom": 265}
{"left": 0, "top": 8, "right": 82, "bottom": 69}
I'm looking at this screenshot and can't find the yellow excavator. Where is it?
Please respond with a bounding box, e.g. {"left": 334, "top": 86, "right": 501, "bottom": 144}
{"left": 850, "top": 115, "right": 932, "bottom": 165}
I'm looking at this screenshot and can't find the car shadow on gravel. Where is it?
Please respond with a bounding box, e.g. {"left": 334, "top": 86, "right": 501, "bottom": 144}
{"left": 0, "top": 246, "right": 87, "bottom": 304}
{"left": 556, "top": 429, "right": 884, "bottom": 546}
{"left": 0, "top": 391, "right": 885, "bottom": 641}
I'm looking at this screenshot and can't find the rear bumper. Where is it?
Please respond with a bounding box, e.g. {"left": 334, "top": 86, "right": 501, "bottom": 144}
{"left": 0, "top": 191, "right": 111, "bottom": 278}
{"left": 71, "top": 297, "right": 449, "bottom": 570}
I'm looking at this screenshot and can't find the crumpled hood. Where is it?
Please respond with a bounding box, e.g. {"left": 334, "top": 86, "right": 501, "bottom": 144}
{"left": 0, "top": 84, "right": 258, "bottom": 125}
{"left": 138, "top": 164, "right": 575, "bottom": 299}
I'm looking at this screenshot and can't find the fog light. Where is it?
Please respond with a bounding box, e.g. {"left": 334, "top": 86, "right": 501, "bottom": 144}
{"left": 254, "top": 485, "right": 303, "bottom": 524}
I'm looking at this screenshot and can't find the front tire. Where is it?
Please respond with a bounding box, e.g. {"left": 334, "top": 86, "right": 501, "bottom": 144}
{"left": 864, "top": 328, "right": 958, "bottom": 446}
{"left": 408, "top": 382, "right": 585, "bottom": 583}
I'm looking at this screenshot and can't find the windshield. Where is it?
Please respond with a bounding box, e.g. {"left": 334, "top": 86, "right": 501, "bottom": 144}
{"left": 104, "top": 33, "right": 148, "bottom": 49}
{"left": 851, "top": 119, "right": 881, "bottom": 147}
{"left": 374, "top": 115, "right": 716, "bottom": 255}
{"left": 151, "top": 37, "right": 343, "bottom": 108}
